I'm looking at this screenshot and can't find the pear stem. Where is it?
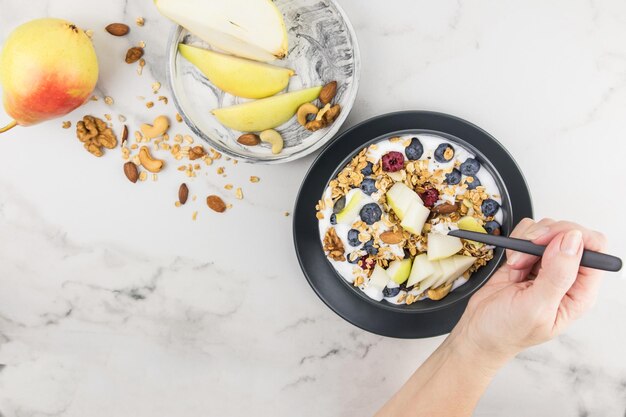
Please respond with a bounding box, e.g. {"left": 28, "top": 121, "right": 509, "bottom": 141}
{"left": 0, "top": 120, "right": 17, "bottom": 133}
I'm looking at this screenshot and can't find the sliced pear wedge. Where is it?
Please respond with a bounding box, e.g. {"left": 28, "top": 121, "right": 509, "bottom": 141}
{"left": 179, "top": 44, "right": 294, "bottom": 99}
{"left": 211, "top": 86, "right": 322, "bottom": 131}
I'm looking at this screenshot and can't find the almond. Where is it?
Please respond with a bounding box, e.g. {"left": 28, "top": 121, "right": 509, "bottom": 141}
{"left": 207, "top": 195, "right": 226, "bottom": 213}
{"left": 123, "top": 162, "right": 139, "bottom": 183}
{"left": 319, "top": 81, "right": 337, "bottom": 105}
{"left": 431, "top": 202, "right": 459, "bottom": 214}
{"left": 380, "top": 230, "right": 404, "bottom": 244}
{"left": 106, "top": 23, "right": 130, "bottom": 36}
{"left": 121, "top": 124, "right": 128, "bottom": 144}
{"left": 125, "top": 47, "right": 144, "bottom": 64}
{"left": 189, "top": 146, "right": 207, "bottom": 160}
{"left": 179, "top": 183, "right": 189, "bottom": 205}
{"left": 237, "top": 133, "right": 260, "bottom": 146}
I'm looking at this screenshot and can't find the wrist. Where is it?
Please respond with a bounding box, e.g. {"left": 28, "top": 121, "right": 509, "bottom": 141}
{"left": 443, "top": 326, "right": 513, "bottom": 378}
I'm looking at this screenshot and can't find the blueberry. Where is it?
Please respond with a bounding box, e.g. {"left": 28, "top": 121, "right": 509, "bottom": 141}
{"left": 383, "top": 286, "right": 401, "bottom": 297}
{"left": 484, "top": 221, "right": 501, "bottom": 235}
{"left": 361, "top": 161, "right": 374, "bottom": 176}
{"left": 363, "top": 239, "right": 378, "bottom": 255}
{"left": 347, "top": 229, "right": 360, "bottom": 246}
{"left": 360, "top": 178, "right": 377, "bottom": 195}
{"left": 347, "top": 252, "right": 360, "bottom": 264}
{"left": 466, "top": 176, "right": 481, "bottom": 190}
{"left": 333, "top": 196, "right": 346, "bottom": 214}
{"left": 434, "top": 143, "right": 455, "bottom": 163}
{"left": 360, "top": 203, "right": 382, "bottom": 225}
{"left": 481, "top": 199, "right": 500, "bottom": 217}
{"left": 405, "top": 137, "right": 424, "bottom": 160}
{"left": 460, "top": 158, "right": 481, "bottom": 176}
{"left": 444, "top": 168, "right": 462, "bottom": 185}
{"left": 330, "top": 213, "right": 337, "bottom": 225}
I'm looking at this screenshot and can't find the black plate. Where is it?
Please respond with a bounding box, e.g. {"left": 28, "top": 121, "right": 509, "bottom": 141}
{"left": 293, "top": 111, "right": 533, "bottom": 338}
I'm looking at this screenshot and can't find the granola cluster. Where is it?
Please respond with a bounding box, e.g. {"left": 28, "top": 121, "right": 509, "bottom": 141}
{"left": 317, "top": 136, "right": 501, "bottom": 304}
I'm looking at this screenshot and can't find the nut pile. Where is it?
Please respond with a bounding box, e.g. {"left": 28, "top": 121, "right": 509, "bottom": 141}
{"left": 67, "top": 19, "right": 276, "bottom": 220}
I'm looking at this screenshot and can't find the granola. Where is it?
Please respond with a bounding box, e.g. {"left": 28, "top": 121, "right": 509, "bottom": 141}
{"left": 317, "top": 134, "right": 503, "bottom": 305}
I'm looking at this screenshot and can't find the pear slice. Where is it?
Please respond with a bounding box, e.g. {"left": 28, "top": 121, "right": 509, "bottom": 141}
{"left": 457, "top": 216, "right": 487, "bottom": 247}
{"left": 363, "top": 265, "right": 391, "bottom": 301}
{"left": 156, "top": 0, "right": 288, "bottom": 62}
{"left": 400, "top": 201, "right": 431, "bottom": 235}
{"left": 179, "top": 44, "right": 294, "bottom": 99}
{"left": 336, "top": 190, "right": 365, "bottom": 225}
{"left": 407, "top": 254, "right": 435, "bottom": 287}
{"left": 387, "top": 258, "right": 413, "bottom": 285}
{"left": 436, "top": 255, "right": 476, "bottom": 287}
{"left": 386, "top": 183, "right": 422, "bottom": 221}
{"left": 427, "top": 233, "right": 463, "bottom": 261}
{"left": 211, "top": 86, "right": 322, "bottom": 132}
{"left": 416, "top": 261, "right": 443, "bottom": 292}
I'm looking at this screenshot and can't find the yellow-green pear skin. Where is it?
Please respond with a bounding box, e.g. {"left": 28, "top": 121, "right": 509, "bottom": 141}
{"left": 179, "top": 44, "right": 294, "bottom": 99}
{"left": 211, "top": 86, "right": 322, "bottom": 132}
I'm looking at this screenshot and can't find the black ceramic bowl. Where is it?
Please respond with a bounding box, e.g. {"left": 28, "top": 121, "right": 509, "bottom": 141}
{"left": 293, "top": 111, "right": 532, "bottom": 338}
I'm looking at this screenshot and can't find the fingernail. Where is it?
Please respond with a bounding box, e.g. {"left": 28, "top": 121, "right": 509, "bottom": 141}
{"left": 560, "top": 230, "right": 583, "bottom": 256}
{"left": 527, "top": 226, "right": 550, "bottom": 240}
{"left": 507, "top": 252, "right": 520, "bottom": 265}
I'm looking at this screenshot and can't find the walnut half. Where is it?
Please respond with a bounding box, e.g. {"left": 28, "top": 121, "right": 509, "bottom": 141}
{"left": 76, "top": 115, "right": 117, "bottom": 157}
{"left": 323, "top": 227, "right": 345, "bottom": 262}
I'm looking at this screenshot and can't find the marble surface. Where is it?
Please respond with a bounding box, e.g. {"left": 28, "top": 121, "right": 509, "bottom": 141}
{"left": 0, "top": 0, "right": 625, "bottom": 416}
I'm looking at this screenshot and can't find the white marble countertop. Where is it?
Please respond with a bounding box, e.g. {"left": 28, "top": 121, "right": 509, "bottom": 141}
{"left": 1, "top": 0, "right": 625, "bottom": 416}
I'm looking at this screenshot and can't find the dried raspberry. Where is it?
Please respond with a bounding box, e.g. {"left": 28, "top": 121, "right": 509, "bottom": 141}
{"left": 358, "top": 256, "right": 375, "bottom": 271}
{"left": 381, "top": 151, "right": 405, "bottom": 172}
{"left": 419, "top": 188, "right": 439, "bottom": 208}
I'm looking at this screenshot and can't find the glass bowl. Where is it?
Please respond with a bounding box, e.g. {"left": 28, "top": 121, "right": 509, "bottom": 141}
{"left": 165, "top": 0, "right": 361, "bottom": 163}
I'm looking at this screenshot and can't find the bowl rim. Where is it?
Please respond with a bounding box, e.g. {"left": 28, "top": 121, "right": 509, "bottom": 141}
{"left": 165, "top": 0, "right": 362, "bottom": 164}
{"left": 293, "top": 111, "right": 533, "bottom": 337}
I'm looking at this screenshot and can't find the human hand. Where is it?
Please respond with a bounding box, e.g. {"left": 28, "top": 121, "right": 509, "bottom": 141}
{"left": 450, "top": 218, "right": 607, "bottom": 366}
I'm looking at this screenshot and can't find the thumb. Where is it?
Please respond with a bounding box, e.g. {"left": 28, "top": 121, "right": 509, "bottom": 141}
{"left": 530, "top": 230, "right": 584, "bottom": 307}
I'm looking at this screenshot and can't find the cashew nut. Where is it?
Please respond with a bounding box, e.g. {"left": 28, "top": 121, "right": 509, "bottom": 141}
{"left": 140, "top": 115, "right": 169, "bottom": 140}
{"left": 260, "top": 129, "right": 284, "bottom": 154}
{"left": 296, "top": 103, "right": 319, "bottom": 126}
{"left": 315, "top": 103, "right": 332, "bottom": 121}
{"left": 427, "top": 282, "right": 453, "bottom": 301}
{"left": 139, "top": 146, "right": 165, "bottom": 172}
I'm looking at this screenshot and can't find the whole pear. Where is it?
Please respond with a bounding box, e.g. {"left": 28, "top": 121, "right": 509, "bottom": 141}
{"left": 0, "top": 18, "right": 98, "bottom": 133}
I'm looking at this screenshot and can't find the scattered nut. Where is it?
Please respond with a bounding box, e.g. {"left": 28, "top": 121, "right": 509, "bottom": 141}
{"left": 123, "top": 162, "right": 139, "bottom": 183}
{"left": 380, "top": 231, "right": 404, "bottom": 244}
{"left": 235, "top": 187, "right": 243, "bottom": 200}
{"left": 322, "top": 104, "right": 341, "bottom": 125}
{"left": 305, "top": 119, "right": 326, "bottom": 132}
{"left": 431, "top": 202, "right": 459, "bottom": 214}
{"left": 104, "top": 96, "right": 114, "bottom": 105}
{"left": 105, "top": 23, "right": 129, "bottom": 36}
{"left": 121, "top": 125, "right": 128, "bottom": 144}
{"left": 62, "top": 121, "right": 71, "bottom": 129}
{"left": 427, "top": 282, "right": 453, "bottom": 300}
{"left": 179, "top": 183, "right": 189, "bottom": 204}
{"left": 189, "top": 146, "right": 207, "bottom": 160}
{"left": 296, "top": 102, "right": 319, "bottom": 126}
{"left": 125, "top": 46, "right": 144, "bottom": 64}
{"left": 237, "top": 133, "right": 260, "bottom": 146}
{"left": 207, "top": 195, "right": 227, "bottom": 213}
{"left": 138, "top": 146, "right": 164, "bottom": 173}
{"left": 175, "top": 113, "right": 183, "bottom": 123}
{"left": 319, "top": 81, "right": 337, "bottom": 105}
{"left": 140, "top": 115, "right": 169, "bottom": 139}
{"left": 250, "top": 176, "right": 260, "bottom": 183}
{"left": 76, "top": 115, "right": 117, "bottom": 157}
{"left": 316, "top": 103, "right": 331, "bottom": 121}
{"left": 260, "top": 129, "right": 284, "bottom": 154}
{"left": 136, "top": 17, "right": 145, "bottom": 27}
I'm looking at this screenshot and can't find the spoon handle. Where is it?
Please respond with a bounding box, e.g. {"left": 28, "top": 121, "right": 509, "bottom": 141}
{"left": 447, "top": 230, "right": 622, "bottom": 272}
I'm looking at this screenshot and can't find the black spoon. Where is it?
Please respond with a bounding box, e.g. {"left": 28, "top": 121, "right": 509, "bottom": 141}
{"left": 447, "top": 229, "right": 622, "bottom": 272}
